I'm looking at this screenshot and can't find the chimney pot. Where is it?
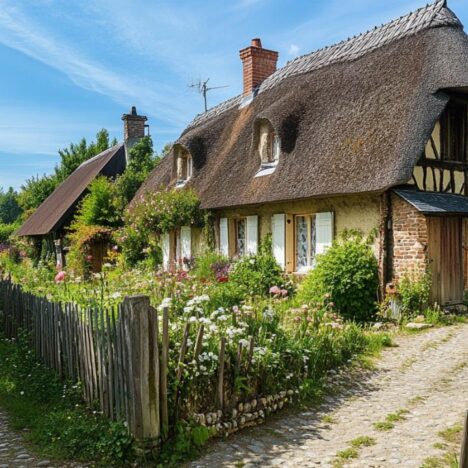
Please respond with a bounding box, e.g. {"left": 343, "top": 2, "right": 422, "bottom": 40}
{"left": 239, "top": 38, "right": 278, "bottom": 96}
{"left": 251, "top": 38, "right": 262, "bottom": 48}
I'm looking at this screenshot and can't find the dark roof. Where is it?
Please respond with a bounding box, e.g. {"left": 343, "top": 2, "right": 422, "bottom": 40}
{"left": 135, "top": 1, "right": 468, "bottom": 210}
{"left": 17, "top": 144, "right": 126, "bottom": 236}
{"left": 394, "top": 188, "right": 468, "bottom": 215}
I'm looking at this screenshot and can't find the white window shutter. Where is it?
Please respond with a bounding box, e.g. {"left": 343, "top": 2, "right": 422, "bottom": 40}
{"left": 272, "top": 214, "right": 286, "bottom": 269}
{"left": 246, "top": 215, "right": 258, "bottom": 254}
{"left": 161, "top": 232, "right": 170, "bottom": 270}
{"left": 219, "top": 218, "right": 229, "bottom": 256}
{"left": 315, "top": 212, "right": 334, "bottom": 255}
{"left": 180, "top": 226, "right": 191, "bottom": 260}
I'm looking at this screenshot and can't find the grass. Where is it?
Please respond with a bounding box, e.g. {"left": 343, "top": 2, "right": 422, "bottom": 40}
{"left": 373, "top": 409, "right": 409, "bottom": 431}
{"left": 421, "top": 423, "right": 462, "bottom": 468}
{"left": 349, "top": 436, "right": 376, "bottom": 448}
{"left": 321, "top": 414, "right": 337, "bottom": 424}
{"left": 332, "top": 435, "right": 376, "bottom": 467}
{"left": 0, "top": 334, "right": 136, "bottom": 466}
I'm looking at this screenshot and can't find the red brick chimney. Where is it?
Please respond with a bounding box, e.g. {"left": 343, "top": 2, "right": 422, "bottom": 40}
{"left": 239, "top": 38, "right": 278, "bottom": 96}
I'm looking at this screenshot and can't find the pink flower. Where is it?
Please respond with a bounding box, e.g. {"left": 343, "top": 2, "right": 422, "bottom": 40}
{"left": 86, "top": 255, "right": 93, "bottom": 262}
{"left": 280, "top": 289, "right": 288, "bottom": 297}
{"left": 55, "top": 271, "right": 66, "bottom": 283}
{"left": 269, "top": 285, "right": 281, "bottom": 296}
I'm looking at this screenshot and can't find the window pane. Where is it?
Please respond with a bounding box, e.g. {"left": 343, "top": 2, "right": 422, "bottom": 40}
{"left": 236, "top": 219, "right": 246, "bottom": 256}
{"left": 272, "top": 134, "right": 280, "bottom": 162}
{"left": 296, "top": 216, "right": 308, "bottom": 269}
{"left": 309, "top": 215, "right": 316, "bottom": 265}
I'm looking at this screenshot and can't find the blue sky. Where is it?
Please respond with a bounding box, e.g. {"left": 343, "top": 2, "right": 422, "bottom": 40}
{"left": 1, "top": 0, "right": 467, "bottom": 190}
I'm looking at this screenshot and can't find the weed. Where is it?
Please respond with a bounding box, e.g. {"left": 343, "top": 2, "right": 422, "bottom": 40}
{"left": 321, "top": 415, "right": 336, "bottom": 424}
{"left": 349, "top": 436, "right": 376, "bottom": 448}
{"left": 373, "top": 420, "right": 394, "bottom": 431}
{"left": 438, "top": 424, "right": 463, "bottom": 444}
{"left": 336, "top": 447, "right": 359, "bottom": 459}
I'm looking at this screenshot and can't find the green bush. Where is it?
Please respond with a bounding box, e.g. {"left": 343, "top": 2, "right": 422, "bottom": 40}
{"left": 298, "top": 233, "right": 379, "bottom": 322}
{"left": 192, "top": 251, "right": 229, "bottom": 281}
{"left": 229, "top": 235, "right": 285, "bottom": 296}
{"left": 398, "top": 272, "right": 431, "bottom": 317}
{"left": 0, "top": 223, "right": 17, "bottom": 243}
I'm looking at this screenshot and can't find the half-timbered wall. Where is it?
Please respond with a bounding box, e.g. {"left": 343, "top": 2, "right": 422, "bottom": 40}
{"left": 408, "top": 98, "right": 468, "bottom": 195}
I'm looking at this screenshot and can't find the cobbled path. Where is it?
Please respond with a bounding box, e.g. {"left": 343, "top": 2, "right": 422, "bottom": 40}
{"left": 0, "top": 411, "right": 87, "bottom": 468}
{"left": 191, "top": 324, "right": 468, "bottom": 467}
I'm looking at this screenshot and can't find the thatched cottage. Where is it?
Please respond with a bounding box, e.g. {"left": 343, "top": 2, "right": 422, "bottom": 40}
{"left": 17, "top": 107, "right": 148, "bottom": 267}
{"left": 135, "top": 0, "right": 468, "bottom": 306}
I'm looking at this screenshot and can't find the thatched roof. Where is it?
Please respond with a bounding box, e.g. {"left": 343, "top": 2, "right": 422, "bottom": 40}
{"left": 135, "top": 1, "right": 468, "bottom": 210}
{"left": 17, "top": 144, "right": 125, "bottom": 236}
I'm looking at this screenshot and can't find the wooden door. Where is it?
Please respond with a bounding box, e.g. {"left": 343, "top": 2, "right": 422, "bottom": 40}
{"left": 427, "top": 217, "right": 464, "bottom": 305}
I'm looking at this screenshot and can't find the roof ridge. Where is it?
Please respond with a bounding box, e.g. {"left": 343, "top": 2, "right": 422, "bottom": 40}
{"left": 77, "top": 142, "right": 123, "bottom": 169}
{"left": 186, "top": 0, "right": 462, "bottom": 130}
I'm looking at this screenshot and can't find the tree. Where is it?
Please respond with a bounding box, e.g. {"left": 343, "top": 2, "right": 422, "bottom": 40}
{"left": 114, "top": 136, "right": 159, "bottom": 209}
{"left": 18, "top": 129, "right": 114, "bottom": 211}
{"left": 0, "top": 187, "right": 22, "bottom": 224}
{"left": 73, "top": 176, "right": 121, "bottom": 228}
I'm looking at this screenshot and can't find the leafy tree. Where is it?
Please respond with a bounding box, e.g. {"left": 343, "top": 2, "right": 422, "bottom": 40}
{"left": 18, "top": 175, "right": 58, "bottom": 212}
{"left": 114, "top": 136, "right": 159, "bottom": 209}
{"left": 0, "top": 187, "right": 22, "bottom": 224}
{"left": 18, "top": 129, "right": 114, "bottom": 211}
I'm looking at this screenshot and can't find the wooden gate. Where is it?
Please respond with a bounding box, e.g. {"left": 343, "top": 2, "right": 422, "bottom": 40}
{"left": 427, "top": 216, "right": 464, "bottom": 305}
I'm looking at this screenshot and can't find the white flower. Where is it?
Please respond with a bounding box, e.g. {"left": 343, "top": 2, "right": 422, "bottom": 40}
{"left": 263, "top": 308, "right": 275, "bottom": 321}
{"left": 239, "top": 338, "right": 250, "bottom": 347}
{"left": 209, "top": 324, "right": 218, "bottom": 333}
{"left": 217, "top": 314, "right": 228, "bottom": 322}
{"left": 188, "top": 316, "right": 198, "bottom": 323}
{"left": 110, "top": 292, "right": 122, "bottom": 299}
{"left": 158, "top": 297, "right": 172, "bottom": 311}
{"left": 184, "top": 306, "right": 195, "bottom": 313}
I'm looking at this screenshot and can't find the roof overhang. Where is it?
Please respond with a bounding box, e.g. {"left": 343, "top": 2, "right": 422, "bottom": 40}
{"left": 394, "top": 188, "right": 468, "bottom": 216}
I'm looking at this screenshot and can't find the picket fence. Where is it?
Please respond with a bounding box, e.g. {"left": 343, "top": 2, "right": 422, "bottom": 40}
{"left": 0, "top": 277, "right": 167, "bottom": 444}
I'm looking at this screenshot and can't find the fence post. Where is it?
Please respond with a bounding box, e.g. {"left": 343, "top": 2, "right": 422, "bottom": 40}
{"left": 122, "top": 295, "right": 160, "bottom": 446}
{"left": 461, "top": 410, "right": 468, "bottom": 468}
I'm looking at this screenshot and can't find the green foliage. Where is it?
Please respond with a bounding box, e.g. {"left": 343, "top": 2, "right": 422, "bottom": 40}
{"left": 0, "top": 223, "right": 18, "bottom": 243}
{"left": 18, "top": 175, "right": 58, "bottom": 212}
{"left": 229, "top": 235, "right": 285, "bottom": 296}
{"left": 158, "top": 421, "right": 215, "bottom": 466}
{"left": 0, "top": 187, "right": 22, "bottom": 224}
{"left": 398, "top": 272, "right": 431, "bottom": 317}
{"left": 298, "top": 232, "right": 379, "bottom": 322}
{"left": 18, "top": 130, "right": 113, "bottom": 211}
{"left": 66, "top": 224, "right": 113, "bottom": 276}
{"left": 192, "top": 251, "right": 229, "bottom": 281}
{"left": 0, "top": 334, "right": 135, "bottom": 464}
{"left": 74, "top": 177, "right": 121, "bottom": 228}
{"left": 114, "top": 136, "right": 159, "bottom": 209}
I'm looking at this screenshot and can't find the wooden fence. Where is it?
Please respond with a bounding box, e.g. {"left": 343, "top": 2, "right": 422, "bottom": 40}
{"left": 0, "top": 278, "right": 165, "bottom": 445}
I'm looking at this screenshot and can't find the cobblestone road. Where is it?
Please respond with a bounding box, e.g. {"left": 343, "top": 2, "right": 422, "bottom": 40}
{"left": 191, "top": 324, "right": 468, "bottom": 467}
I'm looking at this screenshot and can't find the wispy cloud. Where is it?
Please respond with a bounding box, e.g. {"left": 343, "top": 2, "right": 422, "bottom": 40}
{"left": 288, "top": 43, "right": 300, "bottom": 57}
{"left": 233, "top": 0, "right": 266, "bottom": 9}
{"left": 0, "top": 2, "right": 189, "bottom": 127}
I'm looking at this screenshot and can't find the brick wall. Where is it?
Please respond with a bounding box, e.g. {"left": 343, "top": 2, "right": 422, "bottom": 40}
{"left": 391, "top": 193, "right": 428, "bottom": 281}
{"left": 240, "top": 40, "right": 278, "bottom": 96}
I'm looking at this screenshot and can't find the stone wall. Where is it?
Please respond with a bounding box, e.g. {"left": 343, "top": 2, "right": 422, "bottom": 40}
{"left": 391, "top": 193, "right": 428, "bottom": 281}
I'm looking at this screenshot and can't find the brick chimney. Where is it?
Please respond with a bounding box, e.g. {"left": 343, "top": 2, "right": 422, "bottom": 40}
{"left": 122, "top": 106, "right": 148, "bottom": 150}
{"left": 239, "top": 38, "right": 278, "bottom": 96}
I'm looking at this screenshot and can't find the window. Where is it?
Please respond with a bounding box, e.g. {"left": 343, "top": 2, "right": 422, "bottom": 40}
{"left": 295, "top": 215, "right": 316, "bottom": 272}
{"left": 176, "top": 147, "right": 193, "bottom": 185}
{"left": 255, "top": 121, "right": 280, "bottom": 177}
{"left": 235, "top": 218, "right": 247, "bottom": 256}
{"left": 441, "top": 100, "right": 468, "bottom": 162}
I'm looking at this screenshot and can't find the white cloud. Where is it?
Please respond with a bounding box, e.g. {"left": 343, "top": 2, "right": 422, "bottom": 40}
{"left": 288, "top": 43, "right": 300, "bottom": 57}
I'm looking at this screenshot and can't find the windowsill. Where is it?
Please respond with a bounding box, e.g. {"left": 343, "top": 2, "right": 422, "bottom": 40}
{"left": 175, "top": 178, "right": 191, "bottom": 188}
{"left": 254, "top": 161, "right": 279, "bottom": 178}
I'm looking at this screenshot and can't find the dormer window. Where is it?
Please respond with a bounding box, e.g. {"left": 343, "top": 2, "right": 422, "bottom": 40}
{"left": 175, "top": 146, "right": 193, "bottom": 187}
{"left": 255, "top": 120, "right": 280, "bottom": 177}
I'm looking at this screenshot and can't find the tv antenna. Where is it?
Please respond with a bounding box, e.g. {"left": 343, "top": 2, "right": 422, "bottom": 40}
{"left": 189, "top": 78, "right": 229, "bottom": 112}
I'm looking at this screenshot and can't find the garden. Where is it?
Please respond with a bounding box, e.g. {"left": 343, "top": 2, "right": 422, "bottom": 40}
{"left": 0, "top": 133, "right": 450, "bottom": 466}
